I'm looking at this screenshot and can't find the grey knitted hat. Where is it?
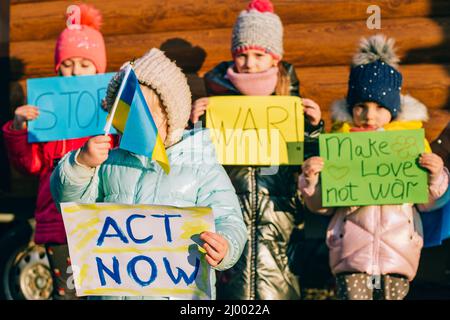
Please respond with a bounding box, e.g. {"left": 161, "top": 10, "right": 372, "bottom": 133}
{"left": 105, "top": 48, "right": 192, "bottom": 147}
{"left": 231, "top": 0, "right": 283, "bottom": 59}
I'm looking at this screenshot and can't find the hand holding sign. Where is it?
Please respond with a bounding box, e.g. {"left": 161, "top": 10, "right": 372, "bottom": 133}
{"left": 300, "top": 156, "right": 324, "bottom": 189}
{"left": 12, "top": 105, "right": 40, "bottom": 131}
{"left": 302, "top": 98, "right": 322, "bottom": 127}
{"left": 419, "top": 152, "right": 444, "bottom": 179}
{"left": 190, "top": 98, "right": 209, "bottom": 125}
{"left": 77, "top": 135, "right": 112, "bottom": 168}
{"left": 200, "top": 231, "right": 228, "bottom": 267}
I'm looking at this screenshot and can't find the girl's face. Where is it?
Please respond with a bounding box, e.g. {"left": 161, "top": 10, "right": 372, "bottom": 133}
{"left": 352, "top": 102, "right": 392, "bottom": 130}
{"left": 59, "top": 57, "right": 97, "bottom": 76}
{"left": 140, "top": 85, "right": 168, "bottom": 143}
{"left": 234, "top": 49, "right": 279, "bottom": 73}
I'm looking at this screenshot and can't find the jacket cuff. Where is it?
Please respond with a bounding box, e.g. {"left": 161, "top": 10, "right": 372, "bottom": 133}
{"left": 2, "top": 120, "right": 27, "bottom": 137}
{"left": 305, "top": 119, "right": 324, "bottom": 134}
{"left": 62, "top": 149, "right": 97, "bottom": 185}
{"left": 428, "top": 167, "right": 449, "bottom": 198}
{"left": 212, "top": 231, "right": 239, "bottom": 272}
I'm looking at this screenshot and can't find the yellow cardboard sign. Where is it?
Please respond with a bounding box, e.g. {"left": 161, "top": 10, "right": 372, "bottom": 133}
{"left": 206, "top": 96, "right": 304, "bottom": 165}
{"left": 60, "top": 203, "right": 215, "bottom": 299}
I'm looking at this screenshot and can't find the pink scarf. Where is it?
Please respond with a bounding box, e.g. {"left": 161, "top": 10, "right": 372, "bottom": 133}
{"left": 226, "top": 66, "right": 278, "bottom": 96}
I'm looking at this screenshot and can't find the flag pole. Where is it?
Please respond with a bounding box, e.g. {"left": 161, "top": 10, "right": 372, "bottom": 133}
{"left": 104, "top": 63, "right": 133, "bottom": 135}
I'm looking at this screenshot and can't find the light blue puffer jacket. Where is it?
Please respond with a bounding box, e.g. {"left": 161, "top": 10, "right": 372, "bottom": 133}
{"left": 50, "top": 128, "right": 247, "bottom": 300}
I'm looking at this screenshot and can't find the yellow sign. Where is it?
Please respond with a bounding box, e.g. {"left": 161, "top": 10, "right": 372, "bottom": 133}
{"left": 206, "top": 96, "right": 304, "bottom": 165}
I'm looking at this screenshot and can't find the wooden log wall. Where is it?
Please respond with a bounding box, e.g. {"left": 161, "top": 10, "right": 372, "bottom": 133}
{"left": 6, "top": 0, "right": 450, "bottom": 193}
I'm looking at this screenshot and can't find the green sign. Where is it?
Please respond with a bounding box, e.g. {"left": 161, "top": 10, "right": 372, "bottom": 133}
{"left": 319, "top": 129, "right": 428, "bottom": 207}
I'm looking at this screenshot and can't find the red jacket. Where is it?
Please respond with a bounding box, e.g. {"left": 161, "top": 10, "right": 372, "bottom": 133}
{"left": 2, "top": 120, "right": 117, "bottom": 244}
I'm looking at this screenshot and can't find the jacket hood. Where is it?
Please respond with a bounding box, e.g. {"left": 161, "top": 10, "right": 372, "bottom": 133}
{"left": 331, "top": 94, "right": 429, "bottom": 124}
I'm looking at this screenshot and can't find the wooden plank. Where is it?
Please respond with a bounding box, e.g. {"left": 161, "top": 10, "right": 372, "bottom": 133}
{"left": 10, "top": 0, "right": 450, "bottom": 42}
{"left": 10, "top": 17, "right": 450, "bottom": 79}
{"left": 424, "top": 109, "right": 450, "bottom": 142}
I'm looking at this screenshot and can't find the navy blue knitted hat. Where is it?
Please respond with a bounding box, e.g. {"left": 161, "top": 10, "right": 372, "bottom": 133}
{"left": 347, "top": 35, "right": 403, "bottom": 118}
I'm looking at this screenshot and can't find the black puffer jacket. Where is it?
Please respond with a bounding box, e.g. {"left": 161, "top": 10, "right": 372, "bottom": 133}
{"left": 204, "top": 61, "right": 323, "bottom": 300}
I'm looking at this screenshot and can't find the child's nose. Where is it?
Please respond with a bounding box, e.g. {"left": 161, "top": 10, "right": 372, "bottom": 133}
{"left": 245, "top": 57, "right": 256, "bottom": 69}
{"left": 72, "top": 63, "right": 83, "bottom": 76}
{"left": 365, "top": 108, "right": 376, "bottom": 120}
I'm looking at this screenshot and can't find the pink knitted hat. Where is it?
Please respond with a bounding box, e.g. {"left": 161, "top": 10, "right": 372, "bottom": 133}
{"left": 231, "top": 0, "right": 283, "bottom": 60}
{"left": 54, "top": 4, "right": 106, "bottom": 73}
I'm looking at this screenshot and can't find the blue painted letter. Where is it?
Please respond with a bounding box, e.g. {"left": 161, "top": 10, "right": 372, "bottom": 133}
{"left": 126, "top": 214, "right": 153, "bottom": 244}
{"left": 96, "top": 256, "right": 121, "bottom": 286}
{"left": 151, "top": 214, "right": 181, "bottom": 242}
{"left": 97, "top": 216, "right": 129, "bottom": 246}
{"left": 163, "top": 256, "right": 200, "bottom": 285}
{"left": 127, "top": 256, "right": 157, "bottom": 287}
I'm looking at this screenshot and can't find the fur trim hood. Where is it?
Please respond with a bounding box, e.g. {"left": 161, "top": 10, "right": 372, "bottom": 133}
{"left": 331, "top": 94, "right": 429, "bottom": 124}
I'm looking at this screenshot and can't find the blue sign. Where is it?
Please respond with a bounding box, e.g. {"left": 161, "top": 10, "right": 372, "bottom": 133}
{"left": 27, "top": 73, "right": 117, "bottom": 142}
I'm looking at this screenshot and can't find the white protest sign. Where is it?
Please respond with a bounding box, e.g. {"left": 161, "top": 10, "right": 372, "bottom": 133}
{"left": 61, "top": 203, "right": 215, "bottom": 299}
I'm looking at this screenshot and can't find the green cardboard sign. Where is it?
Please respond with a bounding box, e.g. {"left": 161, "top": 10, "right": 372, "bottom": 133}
{"left": 319, "top": 129, "right": 428, "bottom": 207}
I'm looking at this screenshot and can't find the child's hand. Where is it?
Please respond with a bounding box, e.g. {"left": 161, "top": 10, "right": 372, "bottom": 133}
{"left": 302, "top": 98, "right": 322, "bottom": 126}
{"left": 301, "top": 156, "right": 324, "bottom": 188}
{"left": 12, "top": 105, "right": 40, "bottom": 130}
{"left": 190, "top": 98, "right": 209, "bottom": 125}
{"left": 77, "top": 135, "right": 112, "bottom": 168}
{"left": 419, "top": 152, "right": 444, "bottom": 179}
{"left": 200, "top": 231, "right": 228, "bottom": 267}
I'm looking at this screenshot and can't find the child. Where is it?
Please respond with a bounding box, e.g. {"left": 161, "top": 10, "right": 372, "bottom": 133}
{"left": 2, "top": 4, "right": 116, "bottom": 300}
{"left": 190, "top": 0, "right": 323, "bottom": 300}
{"left": 50, "top": 48, "right": 247, "bottom": 300}
{"left": 298, "top": 35, "right": 449, "bottom": 300}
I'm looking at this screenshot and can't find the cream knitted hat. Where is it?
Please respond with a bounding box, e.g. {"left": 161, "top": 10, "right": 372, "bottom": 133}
{"left": 231, "top": 0, "right": 283, "bottom": 60}
{"left": 105, "top": 48, "right": 192, "bottom": 147}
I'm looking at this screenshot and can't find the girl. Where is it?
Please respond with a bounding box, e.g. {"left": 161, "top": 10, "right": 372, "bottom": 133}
{"left": 2, "top": 4, "right": 116, "bottom": 300}
{"left": 190, "top": 0, "right": 323, "bottom": 300}
{"left": 298, "top": 35, "right": 449, "bottom": 300}
{"left": 50, "top": 48, "right": 247, "bottom": 300}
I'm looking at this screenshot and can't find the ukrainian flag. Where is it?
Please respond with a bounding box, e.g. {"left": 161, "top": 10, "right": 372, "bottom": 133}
{"left": 104, "top": 65, "right": 170, "bottom": 174}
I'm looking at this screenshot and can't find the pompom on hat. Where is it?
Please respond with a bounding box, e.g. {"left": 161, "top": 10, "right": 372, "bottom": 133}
{"left": 54, "top": 4, "right": 107, "bottom": 73}
{"left": 346, "top": 34, "right": 403, "bottom": 118}
{"left": 105, "top": 48, "right": 192, "bottom": 147}
{"left": 231, "top": 0, "right": 283, "bottom": 60}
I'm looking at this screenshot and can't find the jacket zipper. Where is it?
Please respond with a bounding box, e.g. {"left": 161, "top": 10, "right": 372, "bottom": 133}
{"left": 151, "top": 161, "right": 163, "bottom": 203}
{"left": 250, "top": 167, "right": 257, "bottom": 299}
{"left": 373, "top": 206, "right": 381, "bottom": 277}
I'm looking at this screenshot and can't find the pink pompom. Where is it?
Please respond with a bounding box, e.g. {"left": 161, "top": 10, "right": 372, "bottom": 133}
{"left": 247, "top": 0, "right": 274, "bottom": 13}
{"left": 79, "top": 3, "right": 103, "bottom": 30}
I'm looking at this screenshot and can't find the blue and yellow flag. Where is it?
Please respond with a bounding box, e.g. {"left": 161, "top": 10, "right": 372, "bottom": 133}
{"left": 104, "top": 65, "right": 170, "bottom": 174}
